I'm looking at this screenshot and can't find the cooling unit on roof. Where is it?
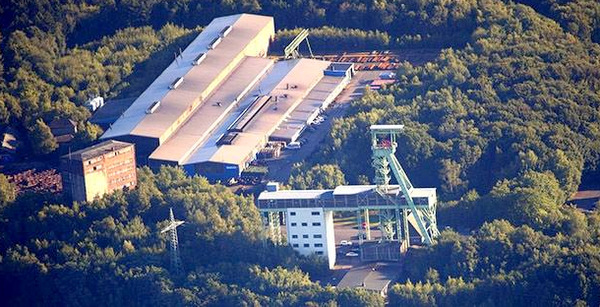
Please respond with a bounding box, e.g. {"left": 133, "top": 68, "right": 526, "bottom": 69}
{"left": 170, "top": 77, "right": 184, "bottom": 89}
{"left": 220, "top": 25, "right": 233, "bottom": 37}
{"left": 208, "top": 36, "right": 222, "bottom": 49}
{"left": 192, "top": 53, "right": 207, "bottom": 65}
{"left": 146, "top": 100, "right": 161, "bottom": 114}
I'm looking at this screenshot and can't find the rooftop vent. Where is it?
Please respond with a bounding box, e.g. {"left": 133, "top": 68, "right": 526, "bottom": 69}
{"left": 169, "top": 77, "right": 184, "bottom": 90}
{"left": 146, "top": 100, "right": 161, "bottom": 114}
{"left": 220, "top": 25, "right": 233, "bottom": 37}
{"left": 192, "top": 53, "right": 206, "bottom": 66}
{"left": 208, "top": 36, "right": 222, "bottom": 50}
{"left": 266, "top": 182, "right": 279, "bottom": 192}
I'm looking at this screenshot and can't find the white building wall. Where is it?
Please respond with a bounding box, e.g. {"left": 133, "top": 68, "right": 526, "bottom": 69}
{"left": 324, "top": 210, "right": 336, "bottom": 268}
{"left": 285, "top": 207, "right": 336, "bottom": 269}
{"left": 321, "top": 74, "right": 352, "bottom": 110}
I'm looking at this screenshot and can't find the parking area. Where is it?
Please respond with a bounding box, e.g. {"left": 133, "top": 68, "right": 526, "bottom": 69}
{"left": 264, "top": 70, "right": 384, "bottom": 182}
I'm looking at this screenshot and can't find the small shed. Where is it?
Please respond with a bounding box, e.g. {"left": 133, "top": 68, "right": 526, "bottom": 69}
{"left": 49, "top": 118, "right": 78, "bottom": 137}
{"left": 336, "top": 262, "right": 401, "bottom": 297}
{"left": 1, "top": 130, "right": 19, "bottom": 154}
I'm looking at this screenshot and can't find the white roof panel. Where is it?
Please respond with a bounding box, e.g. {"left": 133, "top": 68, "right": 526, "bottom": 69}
{"left": 101, "top": 14, "right": 274, "bottom": 141}
{"left": 333, "top": 185, "right": 436, "bottom": 198}
{"left": 370, "top": 124, "right": 405, "bottom": 131}
{"left": 333, "top": 185, "right": 377, "bottom": 195}
{"left": 258, "top": 190, "right": 333, "bottom": 200}
{"left": 149, "top": 57, "right": 273, "bottom": 163}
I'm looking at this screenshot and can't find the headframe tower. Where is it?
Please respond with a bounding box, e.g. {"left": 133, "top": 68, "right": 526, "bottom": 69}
{"left": 256, "top": 124, "right": 440, "bottom": 267}
{"left": 370, "top": 125, "right": 439, "bottom": 246}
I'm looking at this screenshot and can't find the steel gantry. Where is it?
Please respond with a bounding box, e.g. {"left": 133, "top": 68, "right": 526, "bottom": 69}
{"left": 265, "top": 211, "right": 283, "bottom": 245}
{"left": 256, "top": 125, "right": 439, "bottom": 265}
{"left": 370, "top": 125, "right": 440, "bottom": 246}
{"left": 283, "top": 29, "right": 314, "bottom": 59}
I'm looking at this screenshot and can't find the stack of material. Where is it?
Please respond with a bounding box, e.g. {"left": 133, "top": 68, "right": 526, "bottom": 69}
{"left": 7, "top": 168, "right": 63, "bottom": 194}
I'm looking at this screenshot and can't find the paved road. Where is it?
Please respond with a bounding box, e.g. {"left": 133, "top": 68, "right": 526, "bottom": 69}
{"left": 265, "top": 70, "right": 384, "bottom": 182}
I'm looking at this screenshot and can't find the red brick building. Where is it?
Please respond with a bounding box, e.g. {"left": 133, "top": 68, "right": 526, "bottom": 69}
{"left": 61, "top": 140, "right": 136, "bottom": 202}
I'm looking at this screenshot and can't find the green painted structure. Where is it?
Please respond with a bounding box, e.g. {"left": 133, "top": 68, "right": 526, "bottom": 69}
{"left": 369, "top": 125, "right": 439, "bottom": 248}
{"left": 257, "top": 125, "right": 440, "bottom": 264}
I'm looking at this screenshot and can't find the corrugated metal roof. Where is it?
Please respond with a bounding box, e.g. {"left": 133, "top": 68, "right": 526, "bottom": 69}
{"left": 148, "top": 56, "right": 273, "bottom": 163}
{"left": 270, "top": 75, "right": 346, "bottom": 141}
{"left": 184, "top": 58, "right": 333, "bottom": 166}
{"left": 240, "top": 59, "right": 330, "bottom": 137}
{"left": 101, "top": 14, "right": 274, "bottom": 141}
{"left": 337, "top": 263, "right": 400, "bottom": 293}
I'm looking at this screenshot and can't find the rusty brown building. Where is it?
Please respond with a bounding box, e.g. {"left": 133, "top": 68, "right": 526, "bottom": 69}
{"left": 61, "top": 140, "right": 137, "bottom": 202}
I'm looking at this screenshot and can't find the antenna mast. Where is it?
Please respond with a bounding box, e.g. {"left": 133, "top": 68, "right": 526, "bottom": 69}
{"left": 161, "top": 207, "right": 184, "bottom": 275}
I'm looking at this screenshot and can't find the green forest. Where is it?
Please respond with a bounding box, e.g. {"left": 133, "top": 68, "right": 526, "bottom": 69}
{"left": 1, "top": 0, "right": 600, "bottom": 306}
{"left": 0, "top": 167, "right": 384, "bottom": 305}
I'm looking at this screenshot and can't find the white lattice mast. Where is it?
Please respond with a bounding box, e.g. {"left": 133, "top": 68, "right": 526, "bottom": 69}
{"left": 161, "top": 208, "right": 184, "bottom": 275}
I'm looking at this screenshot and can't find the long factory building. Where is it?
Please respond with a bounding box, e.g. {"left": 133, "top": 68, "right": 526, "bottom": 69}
{"left": 100, "top": 13, "right": 354, "bottom": 181}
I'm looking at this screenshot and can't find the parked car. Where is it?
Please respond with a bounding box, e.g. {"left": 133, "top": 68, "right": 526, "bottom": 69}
{"left": 340, "top": 240, "right": 353, "bottom": 246}
{"left": 285, "top": 141, "right": 301, "bottom": 149}
{"left": 345, "top": 252, "right": 359, "bottom": 257}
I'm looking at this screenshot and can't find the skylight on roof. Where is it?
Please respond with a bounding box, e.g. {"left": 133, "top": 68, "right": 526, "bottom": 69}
{"left": 169, "top": 77, "right": 184, "bottom": 90}
{"left": 146, "top": 100, "right": 161, "bottom": 114}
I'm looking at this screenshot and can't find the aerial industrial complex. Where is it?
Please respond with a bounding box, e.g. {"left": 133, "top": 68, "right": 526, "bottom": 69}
{"left": 101, "top": 13, "right": 354, "bottom": 181}
{"left": 95, "top": 13, "right": 438, "bottom": 284}
{"left": 258, "top": 125, "right": 439, "bottom": 269}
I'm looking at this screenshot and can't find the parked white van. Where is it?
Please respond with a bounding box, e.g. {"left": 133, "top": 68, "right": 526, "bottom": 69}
{"left": 285, "top": 141, "right": 301, "bottom": 149}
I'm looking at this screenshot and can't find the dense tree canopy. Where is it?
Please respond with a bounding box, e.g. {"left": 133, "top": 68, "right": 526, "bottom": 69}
{"left": 1, "top": 0, "right": 599, "bottom": 305}
{"left": 0, "top": 166, "right": 381, "bottom": 305}
{"left": 315, "top": 1, "right": 600, "bottom": 200}
{"left": 289, "top": 163, "right": 347, "bottom": 190}
{"left": 29, "top": 118, "right": 57, "bottom": 155}
{"left": 389, "top": 214, "right": 600, "bottom": 306}
{"left": 516, "top": 0, "right": 600, "bottom": 43}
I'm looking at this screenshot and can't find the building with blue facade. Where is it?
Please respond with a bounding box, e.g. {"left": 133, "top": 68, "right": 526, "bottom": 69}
{"left": 101, "top": 14, "right": 353, "bottom": 182}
